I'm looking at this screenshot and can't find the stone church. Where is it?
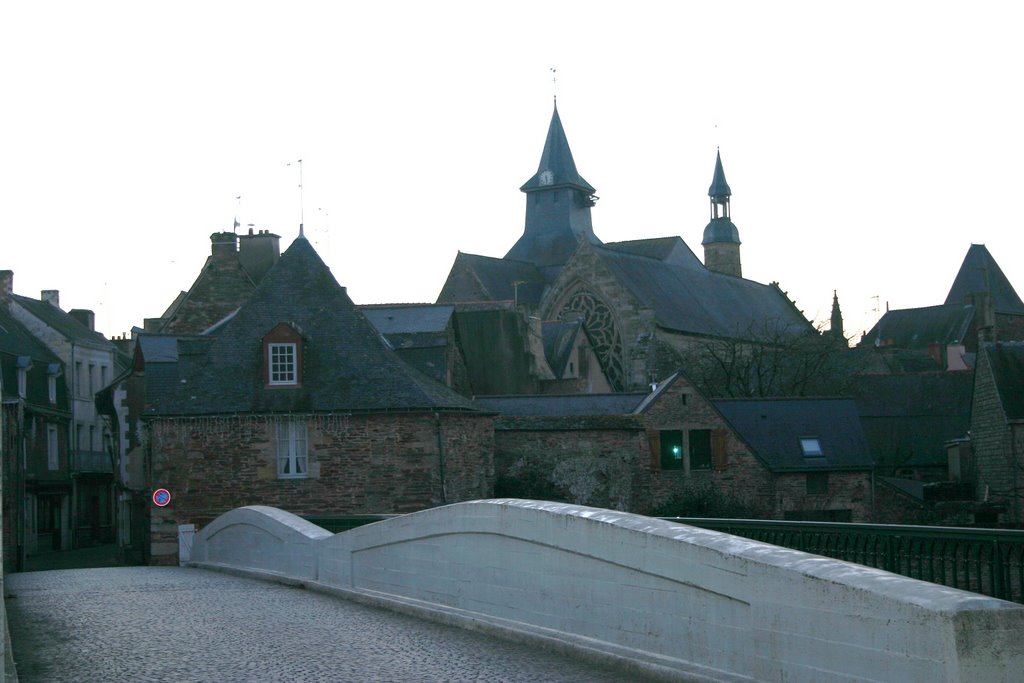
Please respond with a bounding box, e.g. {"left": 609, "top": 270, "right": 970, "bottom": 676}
{"left": 437, "top": 104, "right": 813, "bottom": 392}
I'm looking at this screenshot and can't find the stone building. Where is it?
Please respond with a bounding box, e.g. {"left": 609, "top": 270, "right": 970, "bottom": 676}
{"left": 438, "top": 104, "right": 815, "bottom": 392}
{"left": 859, "top": 244, "right": 1024, "bottom": 371}
{"left": 478, "top": 372, "right": 874, "bottom": 522}
{"left": 966, "top": 342, "right": 1024, "bottom": 525}
{"left": 1, "top": 270, "right": 118, "bottom": 551}
{"left": 1, "top": 301, "right": 71, "bottom": 570}
{"left": 101, "top": 235, "right": 494, "bottom": 564}
{"left": 147, "top": 229, "right": 281, "bottom": 334}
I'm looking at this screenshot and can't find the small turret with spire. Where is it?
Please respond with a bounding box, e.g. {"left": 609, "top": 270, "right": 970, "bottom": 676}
{"left": 826, "top": 290, "right": 848, "bottom": 347}
{"left": 702, "top": 149, "right": 742, "bottom": 277}
{"left": 505, "top": 102, "right": 602, "bottom": 269}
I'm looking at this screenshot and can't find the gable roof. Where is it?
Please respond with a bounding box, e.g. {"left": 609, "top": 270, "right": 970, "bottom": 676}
{"left": 146, "top": 237, "right": 479, "bottom": 416}
{"left": 862, "top": 304, "right": 975, "bottom": 349}
{"left": 601, "top": 236, "right": 705, "bottom": 269}
{"left": 981, "top": 342, "right": 1024, "bottom": 421}
{"left": 712, "top": 397, "right": 873, "bottom": 471}
{"left": 851, "top": 372, "right": 973, "bottom": 468}
{"left": 360, "top": 304, "right": 455, "bottom": 336}
{"left": 541, "top": 320, "right": 582, "bottom": 377}
{"left": 11, "top": 294, "right": 112, "bottom": 349}
{"left": 591, "top": 245, "right": 812, "bottom": 340}
{"left": 437, "top": 253, "right": 547, "bottom": 307}
{"left": 945, "top": 244, "right": 1024, "bottom": 314}
{"left": 0, "top": 304, "right": 66, "bottom": 407}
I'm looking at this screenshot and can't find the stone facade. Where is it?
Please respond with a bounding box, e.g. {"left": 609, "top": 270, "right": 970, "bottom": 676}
{"left": 969, "top": 344, "right": 1024, "bottom": 524}
{"left": 491, "top": 374, "right": 875, "bottom": 522}
{"left": 147, "top": 412, "right": 494, "bottom": 564}
{"left": 539, "top": 242, "right": 658, "bottom": 391}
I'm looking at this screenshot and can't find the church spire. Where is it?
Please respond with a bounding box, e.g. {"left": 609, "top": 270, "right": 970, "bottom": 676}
{"left": 702, "top": 149, "right": 742, "bottom": 277}
{"left": 827, "top": 290, "right": 847, "bottom": 347}
{"left": 505, "top": 103, "right": 601, "bottom": 268}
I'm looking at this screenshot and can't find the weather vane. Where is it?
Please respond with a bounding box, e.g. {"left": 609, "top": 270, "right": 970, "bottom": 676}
{"left": 551, "top": 67, "right": 557, "bottom": 103}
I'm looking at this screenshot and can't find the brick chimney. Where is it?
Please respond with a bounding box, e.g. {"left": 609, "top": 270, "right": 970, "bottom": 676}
{"left": 69, "top": 309, "right": 96, "bottom": 331}
{"left": 41, "top": 290, "right": 60, "bottom": 307}
{"left": 0, "top": 270, "right": 12, "bottom": 298}
{"left": 210, "top": 232, "right": 238, "bottom": 259}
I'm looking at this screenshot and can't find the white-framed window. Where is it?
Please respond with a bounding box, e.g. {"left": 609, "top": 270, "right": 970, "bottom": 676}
{"left": 268, "top": 343, "right": 297, "bottom": 385}
{"left": 276, "top": 420, "right": 308, "bottom": 478}
{"left": 48, "top": 375, "right": 57, "bottom": 403}
{"left": 47, "top": 425, "right": 59, "bottom": 470}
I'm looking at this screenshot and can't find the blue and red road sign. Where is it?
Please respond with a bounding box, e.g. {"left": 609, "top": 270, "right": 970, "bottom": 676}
{"left": 152, "top": 488, "right": 171, "bottom": 507}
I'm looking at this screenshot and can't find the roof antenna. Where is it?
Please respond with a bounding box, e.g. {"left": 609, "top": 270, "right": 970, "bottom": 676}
{"left": 233, "top": 195, "right": 241, "bottom": 233}
{"left": 550, "top": 67, "right": 557, "bottom": 105}
{"left": 297, "top": 159, "right": 305, "bottom": 237}
{"left": 288, "top": 159, "right": 304, "bottom": 237}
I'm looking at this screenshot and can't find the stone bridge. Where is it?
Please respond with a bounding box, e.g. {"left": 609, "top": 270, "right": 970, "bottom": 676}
{"left": 185, "top": 499, "right": 1024, "bottom": 682}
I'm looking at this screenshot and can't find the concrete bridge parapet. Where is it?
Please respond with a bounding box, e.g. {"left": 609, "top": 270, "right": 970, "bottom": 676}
{"left": 189, "top": 500, "right": 1024, "bottom": 682}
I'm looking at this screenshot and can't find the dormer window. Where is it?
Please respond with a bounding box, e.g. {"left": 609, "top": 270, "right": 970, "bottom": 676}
{"left": 16, "top": 356, "right": 32, "bottom": 398}
{"left": 263, "top": 322, "right": 304, "bottom": 388}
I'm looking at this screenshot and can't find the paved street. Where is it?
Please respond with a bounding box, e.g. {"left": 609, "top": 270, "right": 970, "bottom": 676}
{"left": 6, "top": 567, "right": 653, "bottom": 682}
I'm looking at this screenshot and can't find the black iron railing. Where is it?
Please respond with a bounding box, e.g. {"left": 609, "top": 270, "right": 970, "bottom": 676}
{"left": 665, "top": 518, "right": 1024, "bottom": 604}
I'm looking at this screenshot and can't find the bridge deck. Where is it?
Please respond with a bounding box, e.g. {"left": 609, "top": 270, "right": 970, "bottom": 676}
{"left": 7, "top": 567, "right": 648, "bottom": 682}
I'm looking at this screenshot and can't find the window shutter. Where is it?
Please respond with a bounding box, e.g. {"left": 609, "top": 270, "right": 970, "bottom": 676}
{"left": 713, "top": 429, "right": 729, "bottom": 471}
{"left": 647, "top": 430, "right": 661, "bottom": 470}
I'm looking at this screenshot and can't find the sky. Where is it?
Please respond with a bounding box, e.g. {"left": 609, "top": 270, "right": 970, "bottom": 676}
{"left": 3, "top": 1, "right": 1023, "bottom": 343}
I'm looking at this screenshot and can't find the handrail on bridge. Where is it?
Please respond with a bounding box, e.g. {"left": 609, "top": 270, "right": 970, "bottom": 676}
{"left": 665, "top": 517, "right": 1024, "bottom": 604}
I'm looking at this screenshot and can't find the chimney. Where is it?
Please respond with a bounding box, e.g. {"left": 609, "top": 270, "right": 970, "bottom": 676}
{"left": 69, "top": 309, "right": 96, "bottom": 331}
{"left": 0, "top": 270, "right": 12, "bottom": 298}
{"left": 210, "top": 231, "right": 238, "bottom": 259}
{"left": 41, "top": 290, "right": 60, "bottom": 307}
{"left": 237, "top": 228, "right": 281, "bottom": 284}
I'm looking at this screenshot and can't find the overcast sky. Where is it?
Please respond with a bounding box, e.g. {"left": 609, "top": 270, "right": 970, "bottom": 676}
{"left": 3, "top": 1, "right": 1022, "bottom": 343}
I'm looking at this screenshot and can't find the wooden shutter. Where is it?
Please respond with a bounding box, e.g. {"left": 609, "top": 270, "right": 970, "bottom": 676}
{"left": 647, "top": 430, "right": 661, "bottom": 470}
{"left": 712, "top": 428, "right": 729, "bottom": 471}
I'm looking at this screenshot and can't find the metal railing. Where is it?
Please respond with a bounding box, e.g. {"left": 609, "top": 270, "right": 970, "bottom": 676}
{"left": 666, "top": 518, "right": 1024, "bottom": 604}
{"left": 72, "top": 449, "right": 113, "bottom": 473}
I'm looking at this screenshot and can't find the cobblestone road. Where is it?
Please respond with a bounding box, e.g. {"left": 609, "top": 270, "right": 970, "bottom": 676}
{"left": 7, "top": 567, "right": 655, "bottom": 682}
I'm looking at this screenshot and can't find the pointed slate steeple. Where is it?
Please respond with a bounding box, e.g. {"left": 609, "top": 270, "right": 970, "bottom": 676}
{"left": 505, "top": 103, "right": 601, "bottom": 269}
{"left": 945, "top": 244, "right": 1024, "bottom": 314}
{"left": 702, "top": 150, "right": 742, "bottom": 277}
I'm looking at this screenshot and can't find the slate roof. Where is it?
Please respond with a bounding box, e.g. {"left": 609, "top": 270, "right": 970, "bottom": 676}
{"left": 862, "top": 304, "right": 975, "bottom": 349}
{"left": 592, "top": 245, "right": 812, "bottom": 340}
{"left": 945, "top": 244, "right": 1024, "bottom": 314}
{"left": 145, "top": 237, "right": 479, "bottom": 416}
{"left": 601, "top": 237, "right": 705, "bottom": 269}
{"left": 708, "top": 150, "right": 732, "bottom": 197}
{"left": 11, "top": 294, "right": 112, "bottom": 349}
{"left": 982, "top": 342, "right": 1024, "bottom": 420}
{"left": 437, "top": 253, "right": 547, "bottom": 307}
{"left": 519, "top": 105, "right": 595, "bottom": 194}
{"left": 851, "top": 372, "right": 973, "bottom": 468}
{"left": 360, "top": 304, "right": 454, "bottom": 336}
{"left": 474, "top": 393, "right": 647, "bottom": 417}
{"left": 0, "top": 304, "right": 65, "bottom": 407}
{"left": 541, "top": 320, "right": 582, "bottom": 376}
{"left": 712, "top": 398, "right": 873, "bottom": 471}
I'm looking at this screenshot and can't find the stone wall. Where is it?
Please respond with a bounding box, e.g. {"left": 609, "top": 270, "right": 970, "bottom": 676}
{"left": 146, "top": 411, "right": 493, "bottom": 564}
{"left": 191, "top": 501, "right": 1024, "bottom": 683}
{"left": 970, "top": 349, "right": 1022, "bottom": 523}
{"left": 493, "top": 417, "right": 648, "bottom": 512}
